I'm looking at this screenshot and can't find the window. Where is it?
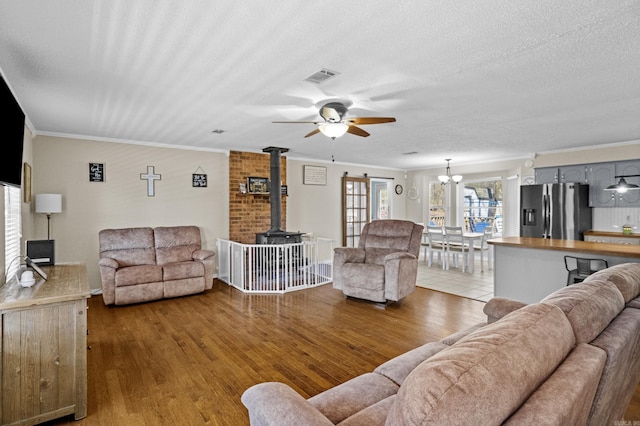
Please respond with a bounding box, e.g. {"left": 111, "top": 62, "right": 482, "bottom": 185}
{"left": 4, "top": 185, "right": 21, "bottom": 279}
{"left": 370, "top": 179, "right": 391, "bottom": 221}
{"left": 463, "top": 179, "right": 503, "bottom": 234}
{"left": 428, "top": 181, "right": 446, "bottom": 226}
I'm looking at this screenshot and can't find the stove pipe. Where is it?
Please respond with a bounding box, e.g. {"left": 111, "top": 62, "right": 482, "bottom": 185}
{"left": 263, "top": 146, "right": 289, "bottom": 233}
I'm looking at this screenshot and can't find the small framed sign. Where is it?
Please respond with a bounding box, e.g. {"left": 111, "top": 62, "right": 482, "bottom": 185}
{"left": 89, "top": 163, "right": 105, "bottom": 182}
{"left": 192, "top": 173, "right": 207, "bottom": 187}
{"left": 303, "top": 165, "right": 327, "bottom": 185}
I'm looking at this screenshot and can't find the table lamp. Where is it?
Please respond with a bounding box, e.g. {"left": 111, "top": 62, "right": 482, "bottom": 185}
{"left": 35, "top": 193, "right": 62, "bottom": 240}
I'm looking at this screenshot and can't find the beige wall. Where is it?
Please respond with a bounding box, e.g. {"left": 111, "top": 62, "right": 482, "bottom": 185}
{"left": 30, "top": 136, "right": 229, "bottom": 290}
{"left": 286, "top": 159, "right": 407, "bottom": 245}
{"left": 4, "top": 136, "right": 637, "bottom": 291}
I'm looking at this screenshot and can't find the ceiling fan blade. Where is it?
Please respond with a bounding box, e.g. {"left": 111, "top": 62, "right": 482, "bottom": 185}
{"left": 273, "top": 121, "right": 321, "bottom": 124}
{"left": 304, "top": 128, "right": 321, "bottom": 138}
{"left": 347, "top": 126, "right": 370, "bottom": 137}
{"left": 347, "top": 117, "right": 396, "bottom": 125}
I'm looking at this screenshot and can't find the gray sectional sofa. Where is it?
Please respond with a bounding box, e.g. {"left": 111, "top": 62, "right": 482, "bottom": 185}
{"left": 242, "top": 262, "right": 640, "bottom": 425}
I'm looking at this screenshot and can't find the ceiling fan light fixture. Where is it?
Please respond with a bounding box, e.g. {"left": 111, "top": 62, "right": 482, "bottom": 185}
{"left": 319, "top": 123, "right": 348, "bottom": 139}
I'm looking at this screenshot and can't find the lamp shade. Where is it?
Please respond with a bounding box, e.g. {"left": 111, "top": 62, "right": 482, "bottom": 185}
{"left": 604, "top": 177, "right": 640, "bottom": 194}
{"left": 35, "top": 194, "right": 62, "bottom": 214}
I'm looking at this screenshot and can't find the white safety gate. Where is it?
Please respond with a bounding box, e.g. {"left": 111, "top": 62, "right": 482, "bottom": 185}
{"left": 217, "top": 238, "right": 334, "bottom": 293}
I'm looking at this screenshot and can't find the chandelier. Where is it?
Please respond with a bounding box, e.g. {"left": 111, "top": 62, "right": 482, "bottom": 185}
{"left": 438, "top": 159, "right": 463, "bottom": 185}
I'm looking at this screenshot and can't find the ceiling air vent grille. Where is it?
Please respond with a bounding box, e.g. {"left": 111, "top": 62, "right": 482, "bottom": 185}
{"left": 304, "top": 68, "right": 339, "bottom": 84}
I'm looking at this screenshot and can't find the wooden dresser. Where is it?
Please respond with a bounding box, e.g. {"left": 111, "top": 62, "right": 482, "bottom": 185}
{"left": 0, "top": 263, "right": 90, "bottom": 425}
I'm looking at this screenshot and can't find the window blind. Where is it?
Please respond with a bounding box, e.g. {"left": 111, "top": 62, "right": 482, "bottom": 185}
{"left": 4, "top": 185, "right": 21, "bottom": 279}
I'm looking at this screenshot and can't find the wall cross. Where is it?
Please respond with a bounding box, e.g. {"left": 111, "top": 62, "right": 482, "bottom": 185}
{"left": 140, "top": 166, "right": 161, "bottom": 196}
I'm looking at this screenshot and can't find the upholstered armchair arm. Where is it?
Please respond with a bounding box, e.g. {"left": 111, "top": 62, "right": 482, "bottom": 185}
{"left": 98, "top": 257, "right": 119, "bottom": 305}
{"left": 333, "top": 247, "right": 366, "bottom": 290}
{"left": 242, "top": 382, "right": 333, "bottom": 426}
{"left": 193, "top": 249, "right": 215, "bottom": 261}
{"left": 334, "top": 247, "right": 366, "bottom": 264}
{"left": 384, "top": 252, "right": 418, "bottom": 302}
{"left": 483, "top": 297, "right": 528, "bottom": 323}
{"left": 193, "top": 249, "right": 216, "bottom": 290}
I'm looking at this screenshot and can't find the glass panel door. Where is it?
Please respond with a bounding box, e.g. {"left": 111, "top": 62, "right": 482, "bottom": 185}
{"left": 428, "top": 181, "right": 446, "bottom": 226}
{"left": 343, "top": 176, "right": 370, "bottom": 247}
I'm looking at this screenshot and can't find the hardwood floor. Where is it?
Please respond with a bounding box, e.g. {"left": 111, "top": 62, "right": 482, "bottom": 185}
{"left": 47, "top": 279, "right": 640, "bottom": 425}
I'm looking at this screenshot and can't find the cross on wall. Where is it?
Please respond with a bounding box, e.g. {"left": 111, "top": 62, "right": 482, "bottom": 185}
{"left": 140, "top": 166, "right": 161, "bottom": 196}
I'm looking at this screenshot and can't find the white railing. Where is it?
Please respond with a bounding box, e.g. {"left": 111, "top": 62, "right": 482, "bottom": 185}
{"left": 217, "top": 237, "right": 334, "bottom": 293}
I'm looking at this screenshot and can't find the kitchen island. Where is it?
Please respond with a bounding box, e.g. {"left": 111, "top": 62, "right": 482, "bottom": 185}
{"left": 488, "top": 237, "right": 640, "bottom": 303}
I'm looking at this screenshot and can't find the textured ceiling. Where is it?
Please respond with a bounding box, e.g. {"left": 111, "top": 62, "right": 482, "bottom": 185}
{"left": 0, "top": 0, "right": 638, "bottom": 170}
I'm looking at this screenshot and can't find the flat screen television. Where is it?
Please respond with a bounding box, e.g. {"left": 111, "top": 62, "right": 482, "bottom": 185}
{"left": 0, "top": 72, "right": 25, "bottom": 187}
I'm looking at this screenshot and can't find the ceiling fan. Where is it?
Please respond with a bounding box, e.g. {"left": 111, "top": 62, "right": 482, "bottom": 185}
{"left": 273, "top": 101, "right": 396, "bottom": 140}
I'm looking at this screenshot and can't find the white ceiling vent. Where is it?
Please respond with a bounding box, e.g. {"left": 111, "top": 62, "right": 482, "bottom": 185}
{"left": 304, "top": 68, "right": 339, "bottom": 84}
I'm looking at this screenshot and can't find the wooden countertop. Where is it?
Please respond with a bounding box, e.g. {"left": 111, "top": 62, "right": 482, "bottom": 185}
{"left": 488, "top": 237, "right": 640, "bottom": 258}
{"left": 0, "top": 263, "right": 90, "bottom": 310}
{"left": 585, "top": 230, "right": 640, "bottom": 239}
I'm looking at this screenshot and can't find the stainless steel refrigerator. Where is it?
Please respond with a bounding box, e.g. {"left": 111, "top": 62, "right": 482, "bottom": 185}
{"left": 520, "top": 183, "right": 592, "bottom": 240}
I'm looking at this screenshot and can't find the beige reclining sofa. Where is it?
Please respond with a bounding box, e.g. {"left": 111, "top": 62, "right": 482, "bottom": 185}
{"left": 242, "top": 263, "right": 640, "bottom": 425}
{"left": 98, "top": 226, "right": 215, "bottom": 305}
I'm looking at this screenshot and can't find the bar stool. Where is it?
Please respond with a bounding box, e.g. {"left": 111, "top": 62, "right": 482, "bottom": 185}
{"left": 564, "top": 256, "right": 608, "bottom": 286}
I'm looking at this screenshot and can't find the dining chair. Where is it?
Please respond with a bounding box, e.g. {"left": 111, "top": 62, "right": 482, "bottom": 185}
{"left": 474, "top": 227, "right": 493, "bottom": 272}
{"left": 444, "top": 226, "right": 470, "bottom": 272}
{"left": 426, "top": 226, "right": 447, "bottom": 269}
{"left": 564, "top": 256, "right": 608, "bottom": 286}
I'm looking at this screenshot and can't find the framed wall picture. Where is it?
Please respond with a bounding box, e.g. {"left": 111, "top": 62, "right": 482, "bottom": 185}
{"left": 303, "top": 165, "right": 327, "bottom": 185}
{"left": 192, "top": 173, "right": 207, "bottom": 187}
{"left": 89, "top": 163, "right": 105, "bottom": 182}
{"left": 247, "top": 176, "right": 270, "bottom": 193}
{"left": 23, "top": 162, "right": 32, "bottom": 202}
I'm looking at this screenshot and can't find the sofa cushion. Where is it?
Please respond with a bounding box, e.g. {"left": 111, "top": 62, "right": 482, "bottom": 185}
{"left": 154, "top": 226, "right": 202, "bottom": 265}
{"left": 504, "top": 343, "right": 606, "bottom": 425}
{"left": 99, "top": 227, "right": 156, "bottom": 266}
{"left": 541, "top": 280, "right": 624, "bottom": 343}
{"left": 360, "top": 220, "right": 418, "bottom": 253}
{"left": 365, "top": 247, "right": 400, "bottom": 265}
{"left": 339, "top": 395, "right": 395, "bottom": 426}
{"left": 439, "top": 322, "right": 485, "bottom": 345}
{"left": 585, "top": 262, "right": 640, "bottom": 303}
{"left": 387, "top": 303, "right": 575, "bottom": 425}
{"left": 163, "top": 261, "right": 204, "bottom": 281}
{"left": 375, "top": 342, "right": 449, "bottom": 386}
{"left": 115, "top": 264, "right": 163, "bottom": 287}
{"left": 307, "top": 372, "right": 399, "bottom": 424}
{"left": 339, "top": 263, "right": 385, "bottom": 291}
{"left": 587, "top": 307, "right": 640, "bottom": 426}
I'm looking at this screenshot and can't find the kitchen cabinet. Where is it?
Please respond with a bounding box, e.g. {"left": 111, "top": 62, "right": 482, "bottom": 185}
{"left": 616, "top": 160, "right": 640, "bottom": 207}
{"left": 588, "top": 162, "right": 617, "bottom": 207}
{"left": 587, "top": 160, "right": 640, "bottom": 207}
{"left": 534, "top": 165, "right": 587, "bottom": 184}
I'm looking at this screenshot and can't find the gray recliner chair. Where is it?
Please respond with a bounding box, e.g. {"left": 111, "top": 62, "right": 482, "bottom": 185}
{"left": 333, "top": 220, "right": 424, "bottom": 303}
